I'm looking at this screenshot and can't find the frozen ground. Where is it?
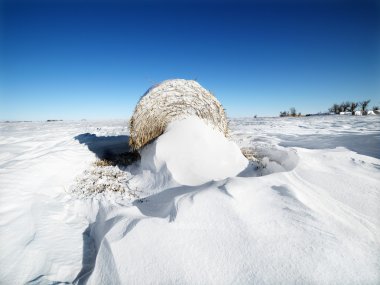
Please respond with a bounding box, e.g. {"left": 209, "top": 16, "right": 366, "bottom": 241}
{"left": 0, "top": 115, "right": 379, "bottom": 284}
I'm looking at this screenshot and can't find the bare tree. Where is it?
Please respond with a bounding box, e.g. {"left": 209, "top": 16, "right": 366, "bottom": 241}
{"left": 340, "top": 101, "right": 350, "bottom": 112}
{"left": 290, "top": 107, "right": 296, "bottom": 117}
{"left": 329, "top": 103, "right": 340, "bottom": 114}
{"left": 360, "top": 100, "right": 371, "bottom": 114}
{"left": 345, "top": 101, "right": 351, "bottom": 112}
{"left": 350, "top": 102, "right": 358, "bottom": 115}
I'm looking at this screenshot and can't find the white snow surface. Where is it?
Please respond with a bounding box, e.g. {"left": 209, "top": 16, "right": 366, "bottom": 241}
{"left": 140, "top": 117, "right": 248, "bottom": 186}
{"left": 0, "top": 116, "right": 380, "bottom": 284}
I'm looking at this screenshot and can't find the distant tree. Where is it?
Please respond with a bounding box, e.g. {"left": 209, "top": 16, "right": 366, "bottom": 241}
{"left": 339, "top": 101, "right": 350, "bottom": 112}
{"left": 329, "top": 103, "right": 340, "bottom": 114}
{"left": 290, "top": 107, "right": 297, "bottom": 117}
{"left": 334, "top": 104, "right": 340, "bottom": 114}
{"left": 373, "top": 106, "right": 379, "bottom": 111}
{"left": 345, "top": 101, "right": 351, "bottom": 112}
{"left": 350, "top": 102, "right": 358, "bottom": 115}
{"left": 360, "top": 100, "right": 371, "bottom": 114}
{"left": 298, "top": 112, "right": 301, "bottom": 117}
{"left": 279, "top": 111, "right": 288, "bottom": 117}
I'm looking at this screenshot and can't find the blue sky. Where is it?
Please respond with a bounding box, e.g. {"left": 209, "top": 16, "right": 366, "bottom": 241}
{"left": 1, "top": 0, "right": 379, "bottom": 120}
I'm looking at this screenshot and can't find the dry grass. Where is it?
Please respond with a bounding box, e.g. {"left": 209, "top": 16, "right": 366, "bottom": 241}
{"left": 94, "top": 159, "right": 114, "bottom": 167}
{"left": 129, "top": 79, "right": 229, "bottom": 150}
{"left": 241, "top": 147, "right": 258, "bottom": 162}
{"left": 93, "top": 152, "right": 140, "bottom": 167}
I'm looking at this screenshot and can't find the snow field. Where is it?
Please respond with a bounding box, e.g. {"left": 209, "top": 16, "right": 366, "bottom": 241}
{"left": 0, "top": 116, "right": 379, "bottom": 284}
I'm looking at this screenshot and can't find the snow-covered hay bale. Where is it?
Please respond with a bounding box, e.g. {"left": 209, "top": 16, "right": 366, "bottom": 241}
{"left": 129, "top": 79, "right": 229, "bottom": 150}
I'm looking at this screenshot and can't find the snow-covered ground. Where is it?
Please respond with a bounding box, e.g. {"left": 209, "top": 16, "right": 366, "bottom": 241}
{"left": 0, "top": 115, "right": 379, "bottom": 284}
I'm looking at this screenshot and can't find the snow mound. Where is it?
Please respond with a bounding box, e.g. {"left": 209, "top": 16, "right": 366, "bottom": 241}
{"left": 239, "top": 145, "right": 299, "bottom": 177}
{"left": 140, "top": 116, "right": 248, "bottom": 186}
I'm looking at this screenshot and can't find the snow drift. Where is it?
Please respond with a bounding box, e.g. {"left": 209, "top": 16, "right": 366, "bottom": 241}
{"left": 140, "top": 116, "right": 248, "bottom": 186}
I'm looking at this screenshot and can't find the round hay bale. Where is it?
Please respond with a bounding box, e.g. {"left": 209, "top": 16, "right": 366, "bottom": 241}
{"left": 129, "top": 79, "right": 229, "bottom": 150}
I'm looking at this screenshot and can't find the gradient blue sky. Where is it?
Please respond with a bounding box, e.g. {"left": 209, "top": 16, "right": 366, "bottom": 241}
{"left": 1, "top": 0, "right": 379, "bottom": 120}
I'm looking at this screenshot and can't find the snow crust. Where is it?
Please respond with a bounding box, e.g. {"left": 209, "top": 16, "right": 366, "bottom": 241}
{"left": 0, "top": 116, "right": 380, "bottom": 284}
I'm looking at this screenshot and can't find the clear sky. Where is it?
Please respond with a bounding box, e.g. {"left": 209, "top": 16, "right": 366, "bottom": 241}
{"left": 1, "top": 0, "right": 379, "bottom": 120}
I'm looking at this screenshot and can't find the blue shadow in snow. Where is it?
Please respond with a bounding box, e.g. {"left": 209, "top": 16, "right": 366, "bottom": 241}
{"left": 74, "top": 133, "right": 131, "bottom": 160}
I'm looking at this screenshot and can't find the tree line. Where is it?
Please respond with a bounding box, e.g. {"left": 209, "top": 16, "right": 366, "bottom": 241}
{"left": 279, "top": 107, "right": 301, "bottom": 117}
{"left": 278, "top": 100, "right": 379, "bottom": 117}
{"left": 328, "top": 100, "right": 378, "bottom": 115}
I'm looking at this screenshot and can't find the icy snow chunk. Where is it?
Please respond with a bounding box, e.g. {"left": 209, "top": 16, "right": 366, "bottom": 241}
{"left": 140, "top": 116, "right": 248, "bottom": 186}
